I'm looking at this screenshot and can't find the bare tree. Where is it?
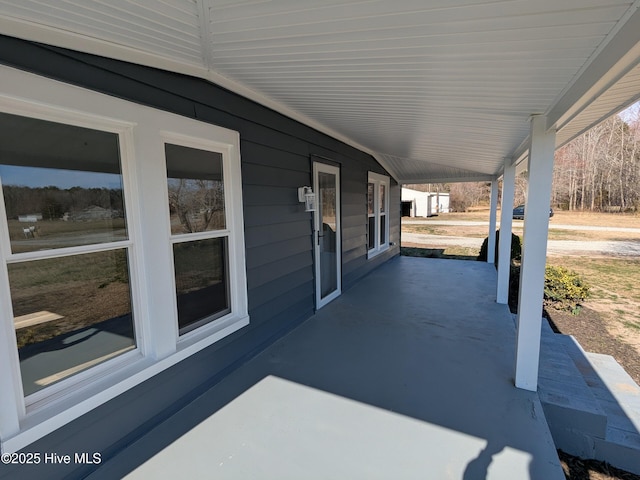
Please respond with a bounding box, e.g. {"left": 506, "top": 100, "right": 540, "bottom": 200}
{"left": 552, "top": 104, "right": 640, "bottom": 213}
{"left": 448, "top": 182, "right": 491, "bottom": 212}
{"left": 167, "top": 178, "right": 225, "bottom": 234}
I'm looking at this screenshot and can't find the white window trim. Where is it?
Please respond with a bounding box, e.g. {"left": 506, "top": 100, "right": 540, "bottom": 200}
{"left": 161, "top": 131, "right": 243, "bottom": 340}
{"left": 0, "top": 65, "right": 249, "bottom": 453}
{"left": 367, "top": 172, "right": 390, "bottom": 259}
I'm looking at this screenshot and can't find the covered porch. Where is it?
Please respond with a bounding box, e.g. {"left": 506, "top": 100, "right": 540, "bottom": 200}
{"left": 1, "top": 2, "right": 640, "bottom": 475}
{"left": 90, "top": 256, "right": 563, "bottom": 480}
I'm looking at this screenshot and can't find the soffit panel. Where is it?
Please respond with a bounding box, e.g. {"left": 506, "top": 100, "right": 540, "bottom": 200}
{"left": 0, "top": 0, "right": 639, "bottom": 183}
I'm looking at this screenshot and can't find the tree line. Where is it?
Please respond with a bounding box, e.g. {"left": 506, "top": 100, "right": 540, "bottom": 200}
{"left": 553, "top": 105, "right": 640, "bottom": 212}
{"left": 2, "top": 185, "right": 124, "bottom": 220}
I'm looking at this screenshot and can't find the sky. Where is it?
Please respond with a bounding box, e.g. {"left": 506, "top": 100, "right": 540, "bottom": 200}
{"left": 618, "top": 100, "right": 640, "bottom": 123}
{"left": 0, "top": 165, "right": 123, "bottom": 190}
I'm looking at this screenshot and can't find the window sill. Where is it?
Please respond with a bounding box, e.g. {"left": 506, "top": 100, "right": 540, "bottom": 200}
{"left": 2, "top": 314, "right": 249, "bottom": 454}
{"left": 367, "top": 245, "right": 389, "bottom": 260}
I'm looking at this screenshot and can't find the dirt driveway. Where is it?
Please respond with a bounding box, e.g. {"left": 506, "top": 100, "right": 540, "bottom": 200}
{"left": 402, "top": 219, "right": 640, "bottom": 256}
{"left": 402, "top": 231, "right": 640, "bottom": 256}
{"left": 403, "top": 219, "right": 640, "bottom": 234}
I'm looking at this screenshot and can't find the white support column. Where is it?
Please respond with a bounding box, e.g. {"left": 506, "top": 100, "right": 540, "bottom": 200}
{"left": 515, "top": 115, "right": 556, "bottom": 391}
{"left": 487, "top": 179, "right": 499, "bottom": 264}
{"left": 497, "top": 159, "right": 515, "bottom": 304}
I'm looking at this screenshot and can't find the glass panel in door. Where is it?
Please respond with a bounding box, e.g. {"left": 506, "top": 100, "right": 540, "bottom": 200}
{"left": 314, "top": 163, "right": 341, "bottom": 308}
{"left": 318, "top": 171, "right": 337, "bottom": 298}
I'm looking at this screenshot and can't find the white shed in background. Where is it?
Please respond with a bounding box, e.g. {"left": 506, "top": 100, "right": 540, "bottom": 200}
{"left": 401, "top": 188, "right": 449, "bottom": 217}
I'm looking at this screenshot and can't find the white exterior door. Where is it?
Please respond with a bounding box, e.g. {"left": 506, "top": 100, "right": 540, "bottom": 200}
{"left": 313, "top": 163, "right": 341, "bottom": 308}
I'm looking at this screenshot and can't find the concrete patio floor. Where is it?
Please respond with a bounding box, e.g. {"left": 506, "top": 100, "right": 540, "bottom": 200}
{"left": 91, "top": 256, "right": 564, "bottom": 480}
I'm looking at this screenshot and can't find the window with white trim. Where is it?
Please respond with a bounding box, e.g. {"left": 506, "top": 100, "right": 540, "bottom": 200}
{"left": 367, "top": 172, "right": 390, "bottom": 257}
{"left": 0, "top": 112, "right": 136, "bottom": 399}
{"left": 165, "top": 143, "right": 230, "bottom": 334}
{"left": 0, "top": 66, "right": 248, "bottom": 453}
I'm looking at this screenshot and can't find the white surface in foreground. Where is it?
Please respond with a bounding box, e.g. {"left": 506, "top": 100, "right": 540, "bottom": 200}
{"left": 126, "top": 376, "right": 532, "bottom": 480}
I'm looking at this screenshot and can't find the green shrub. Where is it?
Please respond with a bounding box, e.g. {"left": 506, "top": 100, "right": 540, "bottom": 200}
{"left": 507, "top": 265, "right": 589, "bottom": 315}
{"left": 477, "top": 230, "right": 521, "bottom": 263}
{"left": 544, "top": 265, "right": 590, "bottom": 314}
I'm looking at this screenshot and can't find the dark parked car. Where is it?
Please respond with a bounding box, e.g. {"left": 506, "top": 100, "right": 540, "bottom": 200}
{"left": 512, "top": 204, "right": 554, "bottom": 220}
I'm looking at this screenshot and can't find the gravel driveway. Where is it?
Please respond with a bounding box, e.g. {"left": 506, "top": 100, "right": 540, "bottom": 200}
{"left": 401, "top": 232, "right": 640, "bottom": 257}
{"left": 402, "top": 219, "right": 640, "bottom": 234}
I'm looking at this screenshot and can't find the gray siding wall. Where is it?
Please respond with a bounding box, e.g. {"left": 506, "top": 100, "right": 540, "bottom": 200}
{"left": 0, "top": 35, "right": 400, "bottom": 479}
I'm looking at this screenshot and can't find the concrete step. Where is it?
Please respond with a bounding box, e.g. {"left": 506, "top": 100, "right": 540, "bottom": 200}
{"left": 586, "top": 352, "right": 640, "bottom": 475}
{"left": 538, "top": 326, "right": 607, "bottom": 447}
{"left": 538, "top": 319, "right": 640, "bottom": 475}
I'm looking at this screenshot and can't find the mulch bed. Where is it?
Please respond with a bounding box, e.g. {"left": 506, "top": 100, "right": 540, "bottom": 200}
{"left": 558, "top": 450, "right": 640, "bottom": 480}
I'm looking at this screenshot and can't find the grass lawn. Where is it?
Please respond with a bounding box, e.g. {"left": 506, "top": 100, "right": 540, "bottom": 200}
{"left": 546, "top": 256, "right": 640, "bottom": 356}
{"left": 430, "top": 208, "right": 640, "bottom": 228}
{"left": 403, "top": 223, "right": 639, "bottom": 241}
{"left": 404, "top": 209, "right": 640, "bottom": 241}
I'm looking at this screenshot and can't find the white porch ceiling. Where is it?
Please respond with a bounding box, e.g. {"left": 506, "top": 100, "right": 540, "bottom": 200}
{"left": 1, "top": 0, "right": 639, "bottom": 183}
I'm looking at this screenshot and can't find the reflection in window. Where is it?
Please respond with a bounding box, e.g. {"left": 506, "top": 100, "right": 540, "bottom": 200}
{"left": 166, "top": 143, "right": 233, "bottom": 336}
{"left": 368, "top": 217, "right": 375, "bottom": 251}
{"left": 173, "top": 238, "right": 229, "bottom": 334}
{"left": 367, "top": 173, "right": 390, "bottom": 255}
{"left": 0, "top": 112, "right": 127, "bottom": 254}
{"left": 9, "top": 250, "right": 135, "bottom": 396}
{"left": 380, "top": 184, "right": 387, "bottom": 244}
{"left": 367, "top": 183, "right": 375, "bottom": 250}
{"left": 166, "top": 144, "right": 225, "bottom": 235}
{"left": 318, "top": 171, "right": 338, "bottom": 298}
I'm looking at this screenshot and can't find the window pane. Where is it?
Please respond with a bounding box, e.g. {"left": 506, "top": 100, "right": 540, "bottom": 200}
{"left": 380, "top": 214, "right": 386, "bottom": 245}
{"left": 367, "top": 183, "right": 374, "bottom": 215}
{"left": 318, "top": 172, "right": 338, "bottom": 298}
{"left": 379, "top": 184, "right": 386, "bottom": 213}
{"left": 166, "top": 144, "right": 225, "bottom": 235}
{"left": 174, "top": 237, "right": 229, "bottom": 334}
{"left": 0, "top": 112, "right": 127, "bottom": 254}
{"left": 9, "top": 249, "right": 135, "bottom": 396}
{"left": 368, "top": 216, "right": 375, "bottom": 250}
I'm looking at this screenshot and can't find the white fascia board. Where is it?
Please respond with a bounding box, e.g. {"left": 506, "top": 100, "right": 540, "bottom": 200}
{"left": 555, "top": 90, "right": 640, "bottom": 151}
{"left": 511, "top": 4, "right": 640, "bottom": 168}
{"left": 545, "top": 3, "right": 640, "bottom": 132}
